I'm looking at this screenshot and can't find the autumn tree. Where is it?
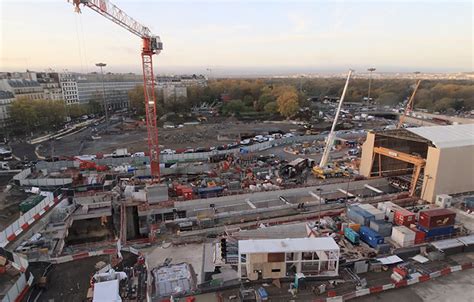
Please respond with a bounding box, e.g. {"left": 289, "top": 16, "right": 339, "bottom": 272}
{"left": 277, "top": 91, "right": 299, "bottom": 118}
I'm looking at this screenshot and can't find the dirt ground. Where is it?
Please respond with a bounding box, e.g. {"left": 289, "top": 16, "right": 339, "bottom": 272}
{"left": 44, "top": 121, "right": 304, "bottom": 156}
{"left": 0, "top": 175, "right": 28, "bottom": 231}
{"left": 26, "top": 252, "right": 138, "bottom": 302}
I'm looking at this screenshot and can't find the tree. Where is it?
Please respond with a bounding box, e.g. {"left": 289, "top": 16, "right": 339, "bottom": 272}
{"left": 128, "top": 85, "right": 145, "bottom": 116}
{"left": 68, "top": 104, "right": 88, "bottom": 119}
{"left": 9, "top": 98, "right": 38, "bottom": 134}
{"left": 263, "top": 101, "right": 278, "bottom": 114}
{"left": 242, "top": 95, "right": 254, "bottom": 107}
{"left": 276, "top": 91, "right": 299, "bottom": 118}
{"left": 378, "top": 92, "right": 400, "bottom": 105}
{"left": 222, "top": 100, "right": 246, "bottom": 116}
{"left": 433, "top": 98, "right": 455, "bottom": 112}
{"left": 9, "top": 98, "right": 66, "bottom": 135}
{"left": 88, "top": 99, "right": 102, "bottom": 115}
{"left": 256, "top": 93, "right": 275, "bottom": 111}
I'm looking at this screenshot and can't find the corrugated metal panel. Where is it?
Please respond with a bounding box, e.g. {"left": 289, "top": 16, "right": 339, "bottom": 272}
{"left": 407, "top": 124, "right": 474, "bottom": 149}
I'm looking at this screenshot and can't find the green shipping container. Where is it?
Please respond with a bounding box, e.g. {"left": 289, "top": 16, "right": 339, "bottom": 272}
{"left": 19, "top": 195, "right": 45, "bottom": 213}
{"left": 344, "top": 227, "right": 360, "bottom": 245}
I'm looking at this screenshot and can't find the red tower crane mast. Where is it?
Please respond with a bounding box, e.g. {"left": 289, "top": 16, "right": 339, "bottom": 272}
{"left": 70, "top": 0, "right": 162, "bottom": 180}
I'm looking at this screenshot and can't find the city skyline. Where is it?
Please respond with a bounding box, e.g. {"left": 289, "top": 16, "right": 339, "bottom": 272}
{"left": 1, "top": 0, "right": 473, "bottom": 75}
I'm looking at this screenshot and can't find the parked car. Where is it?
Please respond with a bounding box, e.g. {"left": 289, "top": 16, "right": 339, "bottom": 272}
{"left": 184, "top": 148, "right": 195, "bottom": 153}
{"left": 240, "top": 139, "right": 251, "bottom": 145}
{"left": 228, "top": 142, "right": 239, "bottom": 149}
{"left": 160, "top": 149, "right": 175, "bottom": 155}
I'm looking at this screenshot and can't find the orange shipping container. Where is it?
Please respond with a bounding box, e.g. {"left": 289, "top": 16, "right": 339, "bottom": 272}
{"left": 349, "top": 223, "right": 361, "bottom": 232}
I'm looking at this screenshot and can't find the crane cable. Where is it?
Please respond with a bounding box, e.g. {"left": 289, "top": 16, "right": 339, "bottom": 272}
{"left": 79, "top": 14, "right": 89, "bottom": 73}
{"left": 74, "top": 13, "right": 85, "bottom": 73}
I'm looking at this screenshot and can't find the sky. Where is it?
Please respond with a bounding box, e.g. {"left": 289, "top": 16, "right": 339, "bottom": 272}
{"left": 0, "top": 0, "right": 472, "bottom": 75}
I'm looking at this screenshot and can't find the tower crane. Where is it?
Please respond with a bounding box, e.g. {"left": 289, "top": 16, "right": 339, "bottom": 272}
{"left": 397, "top": 80, "right": 421, "bottom": 129}
{"left": 70, "top": 0, "right": 163, "bottom": 180}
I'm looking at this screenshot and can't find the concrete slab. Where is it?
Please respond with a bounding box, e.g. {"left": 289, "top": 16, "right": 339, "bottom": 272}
{"left": 146, "top": 243, "right": 204, "bottom": 284}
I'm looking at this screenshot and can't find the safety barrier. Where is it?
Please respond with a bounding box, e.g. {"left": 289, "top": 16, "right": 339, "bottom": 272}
{"left": 0, "top": 192, "right": 63, "bottom": 248}
{"left": 313, "top": 261, "right": 474, "bottom": 302}
{"left": 1, "top": 272, "right": 34, "bottom": 302}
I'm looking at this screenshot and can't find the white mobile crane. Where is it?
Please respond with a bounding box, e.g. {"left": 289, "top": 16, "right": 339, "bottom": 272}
{"left": 313, "top": 70, "right": 353, "bottom": 179}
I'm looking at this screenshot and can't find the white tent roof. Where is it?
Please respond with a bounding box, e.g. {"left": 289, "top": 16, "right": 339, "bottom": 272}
{"left": 93, "top": 279, "right": 121, "bottom": 302}
{"left": 239, "top": 237, "right": 339, "bottom": 254}
{"left": 407, "top": 124, "right": 474, "bottom": 149}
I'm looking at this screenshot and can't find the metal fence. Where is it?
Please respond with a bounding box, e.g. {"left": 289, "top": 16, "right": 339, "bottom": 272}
{"left": 30, "top": 134, "right": 327, "bottom": 171}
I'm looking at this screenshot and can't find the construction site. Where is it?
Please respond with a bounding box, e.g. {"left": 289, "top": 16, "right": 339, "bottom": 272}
{"left": 0, "top": 1, "right": 473, "bottom": 302}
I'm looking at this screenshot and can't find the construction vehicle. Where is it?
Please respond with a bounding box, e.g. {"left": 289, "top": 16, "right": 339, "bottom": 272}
{"left": 312, "top": 70, "right": 353, "bottom": 179}
{"left": 397, "top": 80, "right": 421, "bottom": 129}
{"left": 70, "top": 0, "right": 163, "bottom": 180}
{"left": 312, "top": 163, "right": 350, "bottom": 179}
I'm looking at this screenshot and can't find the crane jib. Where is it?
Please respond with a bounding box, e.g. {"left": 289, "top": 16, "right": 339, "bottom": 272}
{"left": 70, "top": 0, "right": 163, "bottom": 180}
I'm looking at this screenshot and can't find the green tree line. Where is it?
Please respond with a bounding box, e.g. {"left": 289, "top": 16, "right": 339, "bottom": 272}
{"left": 8, "top": 98, "right": 103, "bottom": 136}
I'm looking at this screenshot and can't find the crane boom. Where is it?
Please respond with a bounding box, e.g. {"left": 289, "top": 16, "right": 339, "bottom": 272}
{"left": 70, "top": 0, "right": 163, "bottom": 180}
{"left": 72, "top": 0, "right": 152, "bottom": 38}
{"left": 319, "top": 70, "right": 353, "bottom": 168}
{"left": 397, "top": 80, "right": 421, "bottom": 129}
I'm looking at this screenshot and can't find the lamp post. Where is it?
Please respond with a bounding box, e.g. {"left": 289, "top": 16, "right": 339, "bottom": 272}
{"left": 367, "top": 68, "right": 376, "bottom": 103}
{"left": 96, "top": 63, "right": 108, "bottom": 130}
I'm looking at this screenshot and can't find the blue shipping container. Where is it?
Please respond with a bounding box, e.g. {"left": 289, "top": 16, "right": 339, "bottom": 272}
{"left": 417, "top": 224, "right": 454, "bottom": 238}
{"left": 359, "top": 226, "right": 384, "bottom": 248}
{"left": 344, "top": 227, "right": 360, "bottom": 245}
{"left": 369, "top": 220, "right": 393, "bottom": 237}
{"left": 347, "top": 206, "right": 375, "bottom": 226}
{"left": 197, "top": 186, "right": 224, "bottom": 197}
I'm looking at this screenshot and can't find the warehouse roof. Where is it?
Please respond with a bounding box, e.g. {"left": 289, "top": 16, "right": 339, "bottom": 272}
{"left": 407, "top": 124, "right": 474, "bottom": 149}
{"left": 239, "top": 237, "right": 339, "bottom": 254}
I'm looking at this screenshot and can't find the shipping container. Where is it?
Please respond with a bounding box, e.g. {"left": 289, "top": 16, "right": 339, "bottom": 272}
{"left": 359, "top": 226, "right": 384, "bottom": 248}
{"left": 197, "top": 186, "right": 224, "bottom": 198}
{"left": 358, "top": 204, "right": 385, "bottom": 220}
{"left": 347, "top": 206, "right": 375, "bottom": 226}
{"left": 410, "top": 227, "right": 426, "bottom": 244}
{"left": 418, "top": 208, "right": 456, "bottom": 229}
{"left": 391, "top": 226, "right": 416, "bottom": 247}
{"left": 417, "top": 225, "right": 454, "bottom": 238}
{"left": 376, "top": 243, "right": 391, "bottom": 254}
{"left": 369, "top": 220, "right": 393, "bottom": 237}
{"left": 393, "top": 208, "right": 416, "bottom": 227}
{"left": 344, "top": 227, "right": 360, "bottom": 245}
{"left": 349, "top": 223, "right": 360, "bottom": 232}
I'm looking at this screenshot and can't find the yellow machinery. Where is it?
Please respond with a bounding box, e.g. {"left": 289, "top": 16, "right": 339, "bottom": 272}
{"left": 370, "top": 146, "right": 426, "bottom": 196}
{"left": 312, "top": 164, "right": 350, "bottom": 179}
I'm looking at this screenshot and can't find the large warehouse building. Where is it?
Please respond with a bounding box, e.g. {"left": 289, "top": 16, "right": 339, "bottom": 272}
{"left": 359, "top": 124, "right": 474, "bottom": 202}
